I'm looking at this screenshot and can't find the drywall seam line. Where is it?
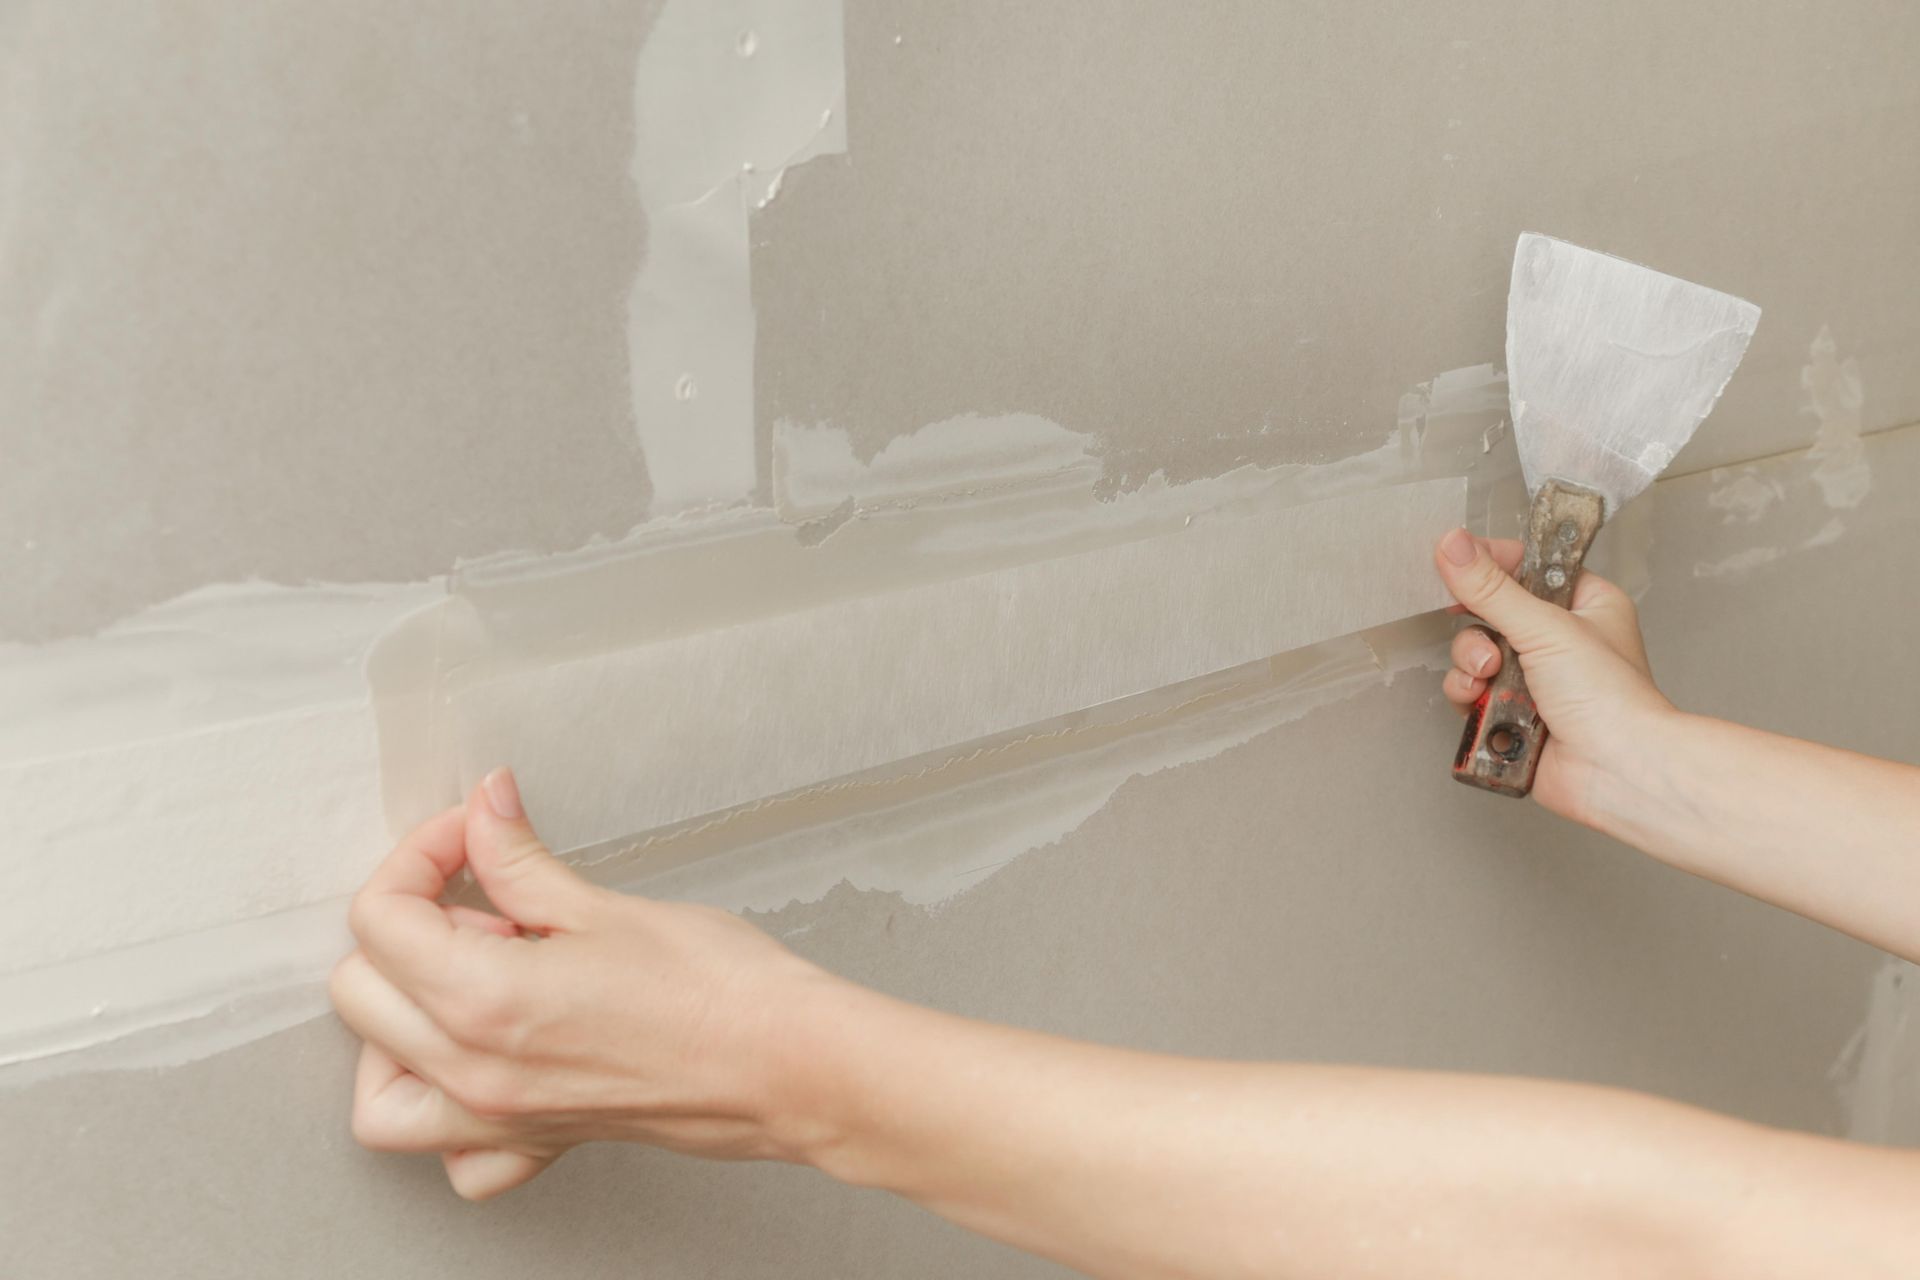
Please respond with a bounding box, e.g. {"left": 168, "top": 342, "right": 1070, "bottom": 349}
{"left": 1662, "top": 412, "right": 1917, "bottom": 484}
{"left": 590, "top": 614, "right": 1461, "bottom": 908}
{"left": 571, "top": 658, "right": 1287, "bottom": 872}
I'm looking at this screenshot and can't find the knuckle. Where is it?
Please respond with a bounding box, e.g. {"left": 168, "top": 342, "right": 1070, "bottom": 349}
{"left": 1451, "top": 630, "right": 1490, "bottom": 669}
{"left": 1478, "top": 562, "right": 1518, "bottom": 600}
{"left": 438, "top": 975, "right": 523, "bottom": 1051}
{"left": 498, "top": 833, "right": 553, "bottom": 876}
{"left": 446, "top": 1061, "right": 525, "bottom": 1119}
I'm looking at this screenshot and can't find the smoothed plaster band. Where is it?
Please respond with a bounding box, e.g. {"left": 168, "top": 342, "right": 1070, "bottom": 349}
{"left": 0, "top": 900, "right": 344, "bottom": 1075}
{"left": 0, "top": 357, "right": 1531, "bottom": 1070}
{"left": 0, "top": 583, "right": 441, "bottom": 976}
{"left": 12, "top": 405, "right": 1891, "bottom": 1074}
{"left": 0, "top": 614, "right": 1462, "bottom": 1078}
{"left": 0, "top": 701, "right": 390, "bottom": 976}
{"left": 398, "top": 477, "right": 1466, "bottom": 855}
{"left": 0, "top": 580, "right": 441, "bottom": 769}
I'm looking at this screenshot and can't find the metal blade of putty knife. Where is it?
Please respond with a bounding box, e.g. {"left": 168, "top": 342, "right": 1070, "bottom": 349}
{"left": 1453, "top": 233, "right": 1760, "bottom": 797}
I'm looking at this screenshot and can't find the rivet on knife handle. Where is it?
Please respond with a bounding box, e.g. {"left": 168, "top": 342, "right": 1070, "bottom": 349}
{"left": 1452, "top": 480, "right": 1606, "bottom": 798}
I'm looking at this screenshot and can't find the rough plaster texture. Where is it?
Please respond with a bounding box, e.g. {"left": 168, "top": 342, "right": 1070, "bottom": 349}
{"left": 5, "top": 429, "right": 1919, "bottom": 1275}
{"left": 5, "top": 1, "right": 1920, "bottom": 1275}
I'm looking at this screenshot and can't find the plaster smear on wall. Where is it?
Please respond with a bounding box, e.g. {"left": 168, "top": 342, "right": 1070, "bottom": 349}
{"left": 0, "top": 900, "right": 344, "bottom": 1078}
{"left": 0, "top": 614, "right": 1461, "bottom": 1082}
{"left": 0, "top": 356, "right": 1503, "bottom": 1075}
{"left": 0, "top": 407, "right": 1889, "bottom": 1079}
{"left": 1693, "top": 328, "right": 1875, "bottom": 581}
{"left": 0, "top": 582, "right": 441, "bottom": 976}
{"left": 431, "top": 478, "right": 1464, "bottom": 855}
{"left": 1801, "top": 325, "right": 1872, "bottom": 510}
{"left": 0, "top": 0, "right": 1657, "bottom": 1073}
{"left": 598, "top": 614, "right": 1458, "bottom": 914}
{"left": 628, "top": 0, "right": 846, "bottom": 513}
{"left": 378, "top": 359, "right": 1539, "bottom": 853}
{"left": 0, "top": 0, "right": 847, "bottom": 1071}
{"left": 0, "top": 581, "right": 441, "bottom": 766}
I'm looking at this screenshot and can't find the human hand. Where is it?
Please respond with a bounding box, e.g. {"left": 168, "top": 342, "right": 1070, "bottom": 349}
{"left": 329, "top": 768, "right": 852, "bottom": 1200}
{"left": 1433, "top": 528, "right": 1674, "bottom": 826}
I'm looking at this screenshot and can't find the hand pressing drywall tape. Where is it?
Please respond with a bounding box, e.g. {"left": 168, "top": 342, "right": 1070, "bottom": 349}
{"left": 376, "top": 478, "right": 1468, "bottom": 854}
{"left": 330, "top": 524, "right": 1920, "bottom": 1273}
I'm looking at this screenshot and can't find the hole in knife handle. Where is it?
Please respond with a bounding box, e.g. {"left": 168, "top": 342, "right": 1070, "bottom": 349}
{"left": 1486, "top": 724, "right": 1525, "bottom": 761}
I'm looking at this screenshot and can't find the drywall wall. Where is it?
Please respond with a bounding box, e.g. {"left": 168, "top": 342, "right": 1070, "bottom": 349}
{"left": 4, "top": 1, "right": 1918, "bottom": 1275}
{"left": 5, "top": 428, "right": 1918, "bottom": 1276}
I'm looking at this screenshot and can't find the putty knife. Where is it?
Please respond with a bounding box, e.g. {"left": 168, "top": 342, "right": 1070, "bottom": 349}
{"left": 1453, "top": 233, "right": 1760, "bottom": 796}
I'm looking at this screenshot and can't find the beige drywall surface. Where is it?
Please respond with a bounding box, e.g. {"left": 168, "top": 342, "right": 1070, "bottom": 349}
{"left": 757, "top": 1, "right": 1920, "bottom": 487}
{"left": 0, "top": 0, "right": 664, "bottom": 642}
{"left": 5, "top": 0, "right": 1917, "bottom": 639}
{"left": 3, "top": 427, "right": 1918, "bottom": 1276}
{"left": 6, "top": 0, "right": 1920, "bottom": 1273}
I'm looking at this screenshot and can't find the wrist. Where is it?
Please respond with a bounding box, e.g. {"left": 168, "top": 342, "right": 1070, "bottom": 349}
{"left": 753, "top": 970, "right": 902, "bottom": 1177}
{"left": 1579, "top": 702, "right": 1692, "bottom": 846}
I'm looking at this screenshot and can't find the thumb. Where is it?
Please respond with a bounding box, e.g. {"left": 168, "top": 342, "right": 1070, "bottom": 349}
{"left": 1433, "top": 528, "right": 1572, "bottom": 655}
{"left": 466, "top": 767, "right": 595, "bottom": 932}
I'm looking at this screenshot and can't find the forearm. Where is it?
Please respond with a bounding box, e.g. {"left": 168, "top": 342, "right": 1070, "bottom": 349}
{"left": 781, "top": 985, "right": 1912, "bottom": 1280}
{"left": 1590, "top": 712, "right": 1920, "bottom": 962}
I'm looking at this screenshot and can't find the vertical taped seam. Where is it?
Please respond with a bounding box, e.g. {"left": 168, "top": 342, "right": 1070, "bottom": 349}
{"left": 626, "top": 0, "right": 847, "bottom": 514}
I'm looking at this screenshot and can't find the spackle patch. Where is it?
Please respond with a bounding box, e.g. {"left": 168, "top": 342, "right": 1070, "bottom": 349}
{"left": 1678, "top": 332, "right": 1899, "bottom": 582}
{"left": 1803, "top": 517, "right": 1846, "bottom": 549}
{"left": 1692, "top": 545, "right": 1785, "bottom": 579}
{"left": 1706, "top": 468, "right": 1784, "bottom": 523}
{"left": 1801, "top": 326, "right": 1871, "bottom": 510}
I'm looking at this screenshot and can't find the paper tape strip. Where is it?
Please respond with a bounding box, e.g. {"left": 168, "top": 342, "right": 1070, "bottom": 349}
{"left": 446, "top": 477, "right": 1468, "bottom": 852}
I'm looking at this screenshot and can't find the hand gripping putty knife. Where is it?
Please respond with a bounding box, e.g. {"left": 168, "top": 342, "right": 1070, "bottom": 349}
{"left": 1453, "top": 233, "right": 1760, "bottom": 796}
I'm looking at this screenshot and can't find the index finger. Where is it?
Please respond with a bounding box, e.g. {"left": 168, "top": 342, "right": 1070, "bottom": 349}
{"left": 349, "top": 805, "right": 469, "bottom": 993}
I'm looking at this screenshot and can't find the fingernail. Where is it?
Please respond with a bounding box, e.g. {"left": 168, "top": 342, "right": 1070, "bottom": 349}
{"left": 1475, "top": 649, "right": 1493, "bottom": 676}
{"left": 1441, "top": 527, "right": 1477, "bottom": 566}
{"left": 482, "top": 767, "right": 524, "bottom": 821}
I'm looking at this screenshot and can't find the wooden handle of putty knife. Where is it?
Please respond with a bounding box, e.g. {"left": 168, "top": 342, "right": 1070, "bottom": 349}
{"left": 1452, "top": 479, "right": 1607, "bottom": 798}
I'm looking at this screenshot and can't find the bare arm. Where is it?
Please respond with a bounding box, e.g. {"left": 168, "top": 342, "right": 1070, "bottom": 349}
{"left": 799, "top": 983, "right": 1920, "bottom": 1280}
{"left": 328, "top": 770, "right": 1920, "bottom": 1277}
{"left": 1597, "top": 715, "right": 1920, "bottom": 962}
{"left": 1435, "top": 529, "right": 1920, "bottom": 964}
